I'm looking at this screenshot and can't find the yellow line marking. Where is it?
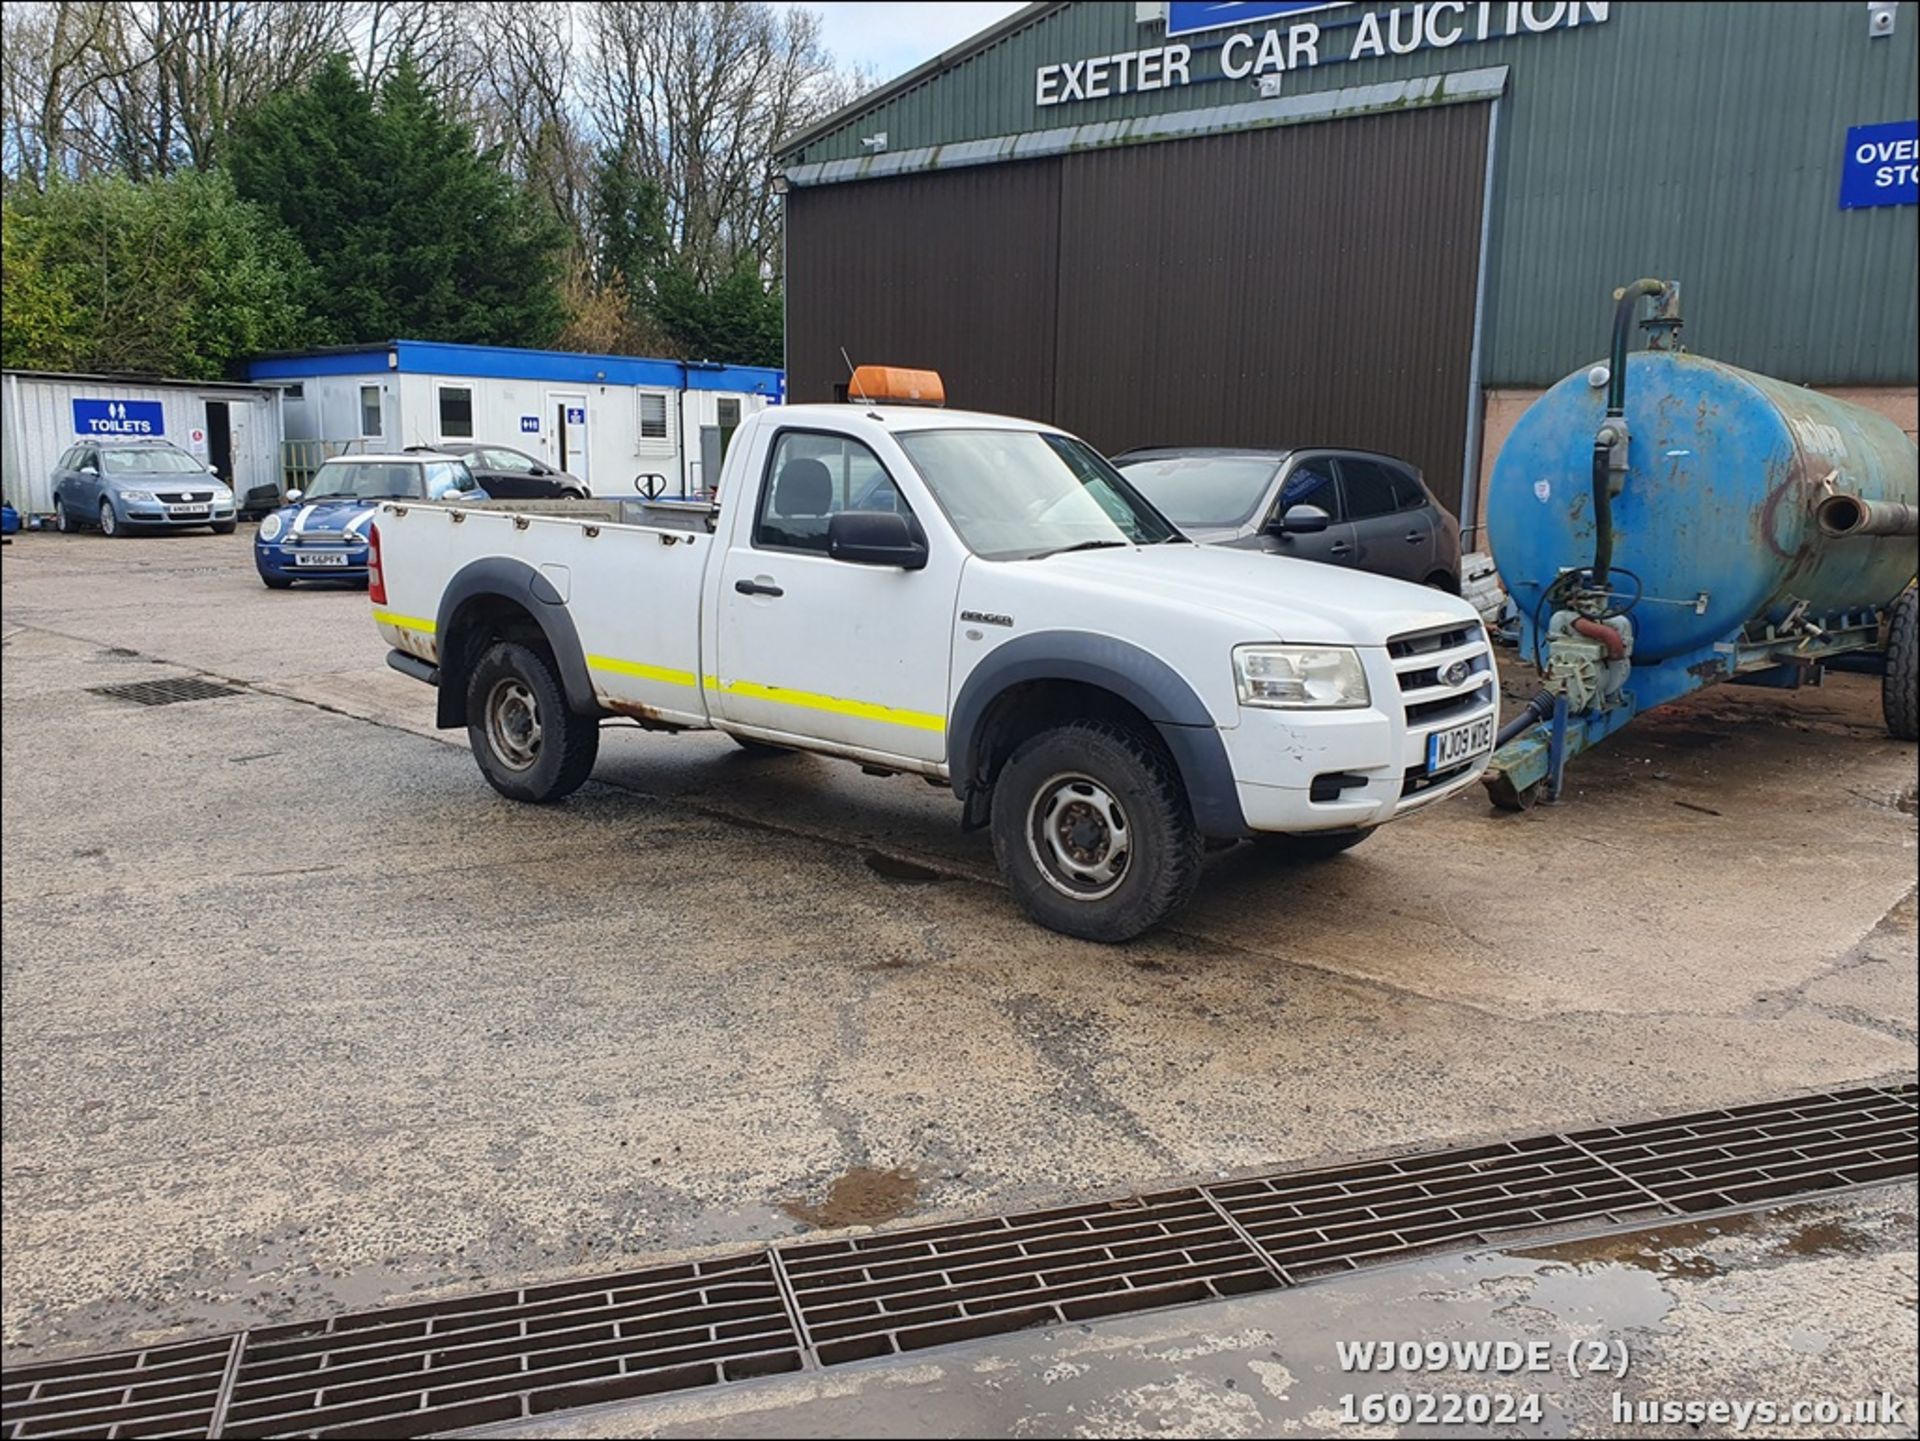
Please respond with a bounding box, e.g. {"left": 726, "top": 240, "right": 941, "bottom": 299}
{"left": 587, "top": 654, "right": 698, "bottom": 688}
{"left": 579, "top": 657, "right": 945, "bottom": 735}
{"left": 712, "top": 677, "right": 946, "bottom": 733}
{"left": 372, "top": 610, "right": 436, "bottom": 634}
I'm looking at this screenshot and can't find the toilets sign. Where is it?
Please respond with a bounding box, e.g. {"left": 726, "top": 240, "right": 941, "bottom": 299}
{"left": 1036, "top": 1, "right": 1610, "bottom": 107}
{"left": 73, "top": 399, "right": 165, "bottom": 437}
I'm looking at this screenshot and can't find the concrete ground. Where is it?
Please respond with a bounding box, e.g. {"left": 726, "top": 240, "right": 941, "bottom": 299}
{"left": 3, "top": 528, "right": 1916, "bottom": 1426}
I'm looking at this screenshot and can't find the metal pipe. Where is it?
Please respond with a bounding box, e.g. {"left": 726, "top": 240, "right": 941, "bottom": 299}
{"left": 1590, "top": 441, "right": 1614, "bottom": 588}
{"left": 1815, "top": 493, "right": 1920, "bottom": 539}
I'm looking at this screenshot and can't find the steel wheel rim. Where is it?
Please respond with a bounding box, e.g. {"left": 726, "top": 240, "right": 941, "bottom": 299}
{"left": 1027, "top": 771, "right": 1131, "bottom": 901}
{"left": 485, "top": 678, "right": 542, "bottom": 771}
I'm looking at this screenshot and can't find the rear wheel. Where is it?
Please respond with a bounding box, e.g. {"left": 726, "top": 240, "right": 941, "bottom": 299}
{"left": 53, "top": 498, "right": 74, "bottom": 534}
{"left": 990, "top": 721, "right": 1202, "bottom": 943}
{"left": 466, "top": 640, "right": 599, "bottom": 802}
{"left": 1251, "top": 828, "right": 1376, "bottom": 860}
{"left": 1886, "top": 586, "right": 1918, "bottom": 742}
{"left": 98, "top": 499, "right": 125, "bottom": 538}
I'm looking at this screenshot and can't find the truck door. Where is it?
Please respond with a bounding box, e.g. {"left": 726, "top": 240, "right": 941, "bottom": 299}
{"left": 713, "top": 427, "right": 960, "bottom": 765}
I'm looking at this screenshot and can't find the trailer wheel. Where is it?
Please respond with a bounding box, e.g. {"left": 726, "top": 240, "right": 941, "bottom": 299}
{"left": 990, "top": 720, "right": 1202, "bottom": 943}
{"left": 1886, "top": 586, "right": 1919, "bottom": 743}
{"left": 467, "top": 641, "right": 599, "bottom": 802}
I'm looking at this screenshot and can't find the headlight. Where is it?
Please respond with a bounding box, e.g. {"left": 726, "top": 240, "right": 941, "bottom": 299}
{"left": 1233, "top": 644, "right": 1371, "bottom": 709}
{"left": 259, "top": 512, "right": 285, "bottom": 541}
{"left": 118, "top": 488, "right": 157, "bottom": 503}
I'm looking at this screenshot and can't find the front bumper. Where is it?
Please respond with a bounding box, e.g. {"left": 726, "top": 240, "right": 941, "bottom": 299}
{"left": 255, "top": 540, "right": 369, "bottom": 580}
{"left": 120, "top": 505, "right": 235, "bottom": 529}
{"left": 1220, "top": 621, "right": 1498, "bottom": 833}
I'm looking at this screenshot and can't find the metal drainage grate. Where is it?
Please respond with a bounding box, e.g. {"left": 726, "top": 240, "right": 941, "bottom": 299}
{"left": 88, "top": 678, "right": 243, "bottom": 707}
{"left": 0, "top": 1334, "right": 234, "bottom": 1439}
{"left": 780, "top": 1188, "right": 1278, "bottom": 1366}
{"left": 3, "top": 1082, "right": 1911, "bottom": 1439}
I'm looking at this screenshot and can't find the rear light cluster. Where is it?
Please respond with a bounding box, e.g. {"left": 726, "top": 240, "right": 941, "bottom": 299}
{"left": 367, "top": 522, "right": 386, "bottom": 603}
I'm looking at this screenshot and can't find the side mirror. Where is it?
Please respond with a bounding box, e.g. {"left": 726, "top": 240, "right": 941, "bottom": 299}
{"left": 80, "top": 464, "right": 99, "bottom": 477}
{"left": 828, "top": 511, "right": 928, "bottom": 570}
{"left": 285, "top": 488, "right": 304, "bottom": 503}
{"left": 1271, "top": 503, "right": 1330, "bottom": 535}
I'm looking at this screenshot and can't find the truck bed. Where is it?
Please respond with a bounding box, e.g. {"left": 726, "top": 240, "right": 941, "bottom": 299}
{"left": 450, "top": 497, "right": 715, "bottom": 533}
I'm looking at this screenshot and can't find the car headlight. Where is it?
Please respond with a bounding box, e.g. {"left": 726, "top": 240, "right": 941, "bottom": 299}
{"left": 118, "top": 488, "right": 157, "bottom": 503}
{"left": 259, "top": 512, "right": 285, "bottom": 541}
{"left": 1233, "top": 644, "right": 1371, "bottom": 709}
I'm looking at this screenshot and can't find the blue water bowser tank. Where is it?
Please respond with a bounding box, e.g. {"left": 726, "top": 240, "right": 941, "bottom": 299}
{"left": 1489, "top": 351, "right": 1917, "bottom": 665}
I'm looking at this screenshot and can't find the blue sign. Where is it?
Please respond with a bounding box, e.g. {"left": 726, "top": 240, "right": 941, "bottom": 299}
{"left": 1166, "top": 0, "right": 1345, "bottom": 38}
{"left": 73, "top": 399, "right": 165, "bottom": 437}
{"left": 566, "top": 406, "right": 586, "bottom": 425}
{"left": 520, "top": 415, "right": 540, "bottom": 433}
{"left": 1841, "top": 120, "right": 1918, "bottom": 209}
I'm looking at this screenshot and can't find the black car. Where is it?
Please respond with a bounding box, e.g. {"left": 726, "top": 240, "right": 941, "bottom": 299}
{"left": 406, "top": 443, "right": 588, "bottom": 500}
{"left": 1112, "top": 447, "right": 1462, "bottom": 590}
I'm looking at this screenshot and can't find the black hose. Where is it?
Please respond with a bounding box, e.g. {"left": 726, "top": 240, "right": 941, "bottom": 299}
{"left": 1606, "top": 278, "right": 1667, "bottom": 416}
{"left": 1590, "top": 441, "right": 1613, "bottom": 590}
{"left": 1497, "top": 689, "right": 1557, "bottom": 747}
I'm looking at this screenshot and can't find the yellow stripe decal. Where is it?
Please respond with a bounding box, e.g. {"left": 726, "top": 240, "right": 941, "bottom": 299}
{"left": 589, "top": 659, "right": 945, "bottom": 734}
{"left": 712, "top": 677, "right": 946, "bottom": 734}
{"left": 373, "top": 609, "right": 436, "bottom": 634}
{"left": 587, "top": 654, "right": 698, "bottom": 688}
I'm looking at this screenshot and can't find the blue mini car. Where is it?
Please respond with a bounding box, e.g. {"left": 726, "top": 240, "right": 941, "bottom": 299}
{"left": 255, "top": 453, "right": 483, "bottom": 588}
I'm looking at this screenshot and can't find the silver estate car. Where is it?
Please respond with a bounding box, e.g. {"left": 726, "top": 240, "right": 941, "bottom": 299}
{"left": 51, "top": 439, "right": 236, "bottom": 537}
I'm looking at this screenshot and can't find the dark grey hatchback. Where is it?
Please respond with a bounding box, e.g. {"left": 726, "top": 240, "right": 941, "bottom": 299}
{"left": 1112, "top": 447, "right": 1461, "bottom": 590}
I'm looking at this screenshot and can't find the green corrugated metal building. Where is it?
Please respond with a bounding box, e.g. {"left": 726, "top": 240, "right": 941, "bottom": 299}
{"left": 776, "top": 1, "right": 1918, "bottom": 522}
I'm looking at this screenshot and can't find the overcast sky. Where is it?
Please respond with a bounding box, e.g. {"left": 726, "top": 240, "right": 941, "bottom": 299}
{"left": 781, "top": 2, "right": 1028, "bottom": 81}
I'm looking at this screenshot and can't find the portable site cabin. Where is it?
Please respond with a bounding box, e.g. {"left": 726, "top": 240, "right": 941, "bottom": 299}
{"left": 1, "top": 369, "right": 285, "bottom": 516}
{"left": 246, "top": 341, "right": 784, "bottom": 499}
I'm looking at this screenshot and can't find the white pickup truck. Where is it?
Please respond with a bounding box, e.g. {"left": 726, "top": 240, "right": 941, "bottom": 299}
{"left": 369, "top": 391, "right": 1496, "bottom": 941}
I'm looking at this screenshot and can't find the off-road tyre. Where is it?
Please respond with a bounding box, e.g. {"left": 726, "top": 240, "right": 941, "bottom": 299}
{"left": 1886, "top": 586, "right": 1918, "bottom": 742}
{"left": 466, "top": 640, "right": 599, "bottom": 802}
{"left": 1251, "top": 827, "right": 1376, "bottom": 860}
{"left": 990, "top": 720, "right": 1203, "bottom": 943}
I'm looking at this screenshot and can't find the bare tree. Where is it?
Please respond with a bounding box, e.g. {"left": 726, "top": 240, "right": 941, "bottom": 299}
{"left": 467, "top": 1, "right": 591, "bottom": 249}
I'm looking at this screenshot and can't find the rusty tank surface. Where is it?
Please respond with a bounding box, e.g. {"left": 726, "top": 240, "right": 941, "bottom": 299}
{"left": 1489, "top": 350, "right": 1917, "bottom": 666}
{"left": 1482, "top": 280, "right": 1918, "bottom": 809}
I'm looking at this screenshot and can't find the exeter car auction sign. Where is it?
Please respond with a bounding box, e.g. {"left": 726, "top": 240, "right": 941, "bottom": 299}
{"left": 1037, "top": 0, "right": 1609, "bottom": 107}
{"left": 72, "top": 399, "right": 165, "bottom": 437}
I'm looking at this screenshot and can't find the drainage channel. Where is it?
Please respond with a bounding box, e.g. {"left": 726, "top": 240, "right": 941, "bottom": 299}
{"left": 4, "top": 1081, "right": 1912, "bottom": 1439}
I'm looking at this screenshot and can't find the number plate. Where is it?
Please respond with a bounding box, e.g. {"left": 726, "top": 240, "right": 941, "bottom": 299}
{"left": 1427, "top": 714, "right": 1495, "bottom": 771}
{"left": 294, "top": 550, "right": 351, "bottom": 567}
{"left": 166, "top": 504, "right": 210, "bottom": 517}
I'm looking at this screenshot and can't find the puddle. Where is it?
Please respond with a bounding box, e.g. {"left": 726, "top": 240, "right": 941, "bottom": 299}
{"left": 864, "top": 852, "right": 943, "bottom": 883}
{"left": 782, "top": 1167, "right": 920, "bottom": 1228}
{"left": 1514, "top": 1227, "right": 1727, "bottom": 1280}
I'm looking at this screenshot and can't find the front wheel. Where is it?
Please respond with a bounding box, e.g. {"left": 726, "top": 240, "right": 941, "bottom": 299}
{"left": 98, "top": 499, "right": 125, "bottom": 538}
{"left": 990, "top": 721, "right": 1202, "bottom": 943}
{"left": 1886, "top": 586, "right": 1918, "bottom": 742}
{"left": 466, "top": 641, "right": 599, "bottom": 802}
{"left": 211, "top": 520, "right": 237, "bottom": 535}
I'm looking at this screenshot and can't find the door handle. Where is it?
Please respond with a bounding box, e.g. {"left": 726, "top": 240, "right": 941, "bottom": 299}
{"left": 1404, "top": 530, "right": 1424, "bottom": 543}
{"left": 1329, "top": 542, "right": 1352, "bottom": 556}
{"left": 734, "top": 578, "right": 784, "bottom": 597}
